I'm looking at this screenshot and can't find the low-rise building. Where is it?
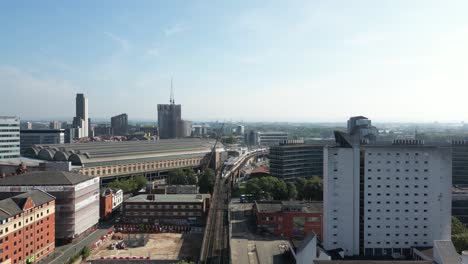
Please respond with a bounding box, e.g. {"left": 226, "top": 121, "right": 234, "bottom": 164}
{"left": 254, "top": 201, "right": 323, "bottom": 240}
{"left": 122, "top": 193, "right": 211, "bottom": 226}
{"left": 0, "top": 171, "right": 99, "bottom": 245}
{"left": 100, "top": 188, "right": 123, "bottom": 219}
{"left": 0, "top": 190, "right": 55, "bottom": 264}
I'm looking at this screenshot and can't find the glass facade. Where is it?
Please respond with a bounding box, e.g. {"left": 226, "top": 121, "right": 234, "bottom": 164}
{"left": 269, "top": 143, "right": 324, "bottom": 180}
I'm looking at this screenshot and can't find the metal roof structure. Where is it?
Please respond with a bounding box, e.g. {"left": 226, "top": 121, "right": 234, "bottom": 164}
{"left": 24, "top": 138, "right": 222, "bottom": 167}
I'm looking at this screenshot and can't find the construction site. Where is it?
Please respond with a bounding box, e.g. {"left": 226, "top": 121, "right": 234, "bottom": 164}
{"left": 88, "top": 232, "right": 203, "bottom": 262}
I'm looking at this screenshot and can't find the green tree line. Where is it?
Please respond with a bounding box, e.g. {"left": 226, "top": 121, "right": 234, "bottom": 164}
{"left": 244, "top": 175, "right": 323, "bottom": 201}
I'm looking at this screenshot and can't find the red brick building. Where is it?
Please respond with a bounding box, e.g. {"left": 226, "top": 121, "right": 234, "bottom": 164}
{"left": 100, "top": 189, "right": 113, "bottom": 219}
{"left": 0, "top": 190, "right": 55, "bottom": 264}
{"left": 254, "top": 201, "right": 323, "bottom": 240}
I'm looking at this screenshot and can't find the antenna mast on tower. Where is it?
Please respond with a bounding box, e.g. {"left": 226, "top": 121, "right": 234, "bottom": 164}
{"left": 170, "top": 77, "right": 175, "bottom": 104}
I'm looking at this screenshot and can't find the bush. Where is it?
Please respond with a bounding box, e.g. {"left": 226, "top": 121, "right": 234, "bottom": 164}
{"left": 81, "top": 246, "right": 91, "bottom": 259}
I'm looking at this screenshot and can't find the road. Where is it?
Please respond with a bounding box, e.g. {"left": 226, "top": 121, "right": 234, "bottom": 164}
{"left": 40, "top": 222, "right": 113, "bottom": 264}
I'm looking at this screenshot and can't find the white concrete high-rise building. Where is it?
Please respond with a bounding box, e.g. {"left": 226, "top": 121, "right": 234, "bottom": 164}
{"left": 0, "top": 117, "right": 20, "bottom": 159}
{"left": 323, "top": 132, "right": 452, "bottom": 257}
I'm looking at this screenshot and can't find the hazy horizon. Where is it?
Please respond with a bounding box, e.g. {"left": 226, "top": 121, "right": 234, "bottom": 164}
{"left": 2, "top": 1, "right": 468, "bottom": 123}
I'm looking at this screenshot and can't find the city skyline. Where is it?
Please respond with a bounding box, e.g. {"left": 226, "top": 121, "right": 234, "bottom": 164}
{"left": 2, "top": 1, "right": 468, "bottom": 122}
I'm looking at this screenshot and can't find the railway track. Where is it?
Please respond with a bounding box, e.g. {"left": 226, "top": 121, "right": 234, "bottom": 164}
{"left": 200, "top": 170, "right": 231, "bottom": 264}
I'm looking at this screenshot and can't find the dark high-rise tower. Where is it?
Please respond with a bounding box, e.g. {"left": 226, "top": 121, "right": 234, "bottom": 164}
{"left": 72, "top": 93, "right": 89, "bottom": 138}
{"left": 158, "top": 80, "right": 182, "bottom": 139}
{"left": 111, "top": 113, "right": 128, "bottom": 136}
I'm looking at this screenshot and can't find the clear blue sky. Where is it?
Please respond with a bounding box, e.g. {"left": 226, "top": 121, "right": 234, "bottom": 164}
{"left": 1, "top": 0, "right": 468, "bottom": 122}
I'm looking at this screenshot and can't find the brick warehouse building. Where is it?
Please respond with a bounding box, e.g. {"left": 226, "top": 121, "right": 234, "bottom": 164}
{"left": 0, "top": 171, "right": 99, "bottom": 245}
{"left": 100, "top": 188, "right": 123, "bottom": 219}
{"left": 253, "top": 201, "right": 323, "bottom": 240}
{"left": 122, "top": 194, "right": 211, "bottom": 226}
{"left": 0, "top": 190, "right": 55, "bottom": 264}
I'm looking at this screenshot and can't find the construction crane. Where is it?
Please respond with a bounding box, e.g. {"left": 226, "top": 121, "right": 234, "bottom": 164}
{"left": 205, "top": 121, "right": 225, "bottom": 171}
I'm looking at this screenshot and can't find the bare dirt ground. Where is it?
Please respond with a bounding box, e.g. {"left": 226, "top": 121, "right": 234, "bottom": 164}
{"left": 88, "top": 232, "right": 203, "bottom": 261}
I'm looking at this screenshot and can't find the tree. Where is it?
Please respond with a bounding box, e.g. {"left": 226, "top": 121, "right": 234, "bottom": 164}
{"left": 133, "top": 175, "right": 148, "bottom": 190}
{"left": 221, "top": 135, "right": 237, "bottom": 145}
{"left": 167, "top": 168, "right": 197, "bottom": 185}
{"left": 107, "top": 175, "right": 147, "bottom": 193}
{"left": 302, "top": 176, "right": 323, "bottom": 201}
{"left": 167, "top": 169, "right": 188, "bottom": 185}
{"left": 452, "top": 216, "right": 467, "bottom": 234}
{"left": 245, "top": 176, "right": 289, "bottom": 200}
{"left": 287, "top": 182, "right": 298, "bottom": 200}
{"left": 198, "top": 169, "right": 215, "bottom": 193}
{"left": 81, "top": 246, "right": 91, "bottom": 259}
{"left": 452, "top": 216, "right": 468, "bottom": 252}
{"left": 295, "top": 178, "right": 307, "bottom": 200}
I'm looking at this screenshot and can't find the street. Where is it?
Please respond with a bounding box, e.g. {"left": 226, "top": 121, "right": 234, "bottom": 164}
{"left": 41, "top": 221, "right": 114, "bottom": 264}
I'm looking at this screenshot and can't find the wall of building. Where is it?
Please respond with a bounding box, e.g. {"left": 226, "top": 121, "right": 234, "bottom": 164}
{"left": 73, "top": 179, "right": 100, "bottom": 238}
{"left": 20, "top": 130, "right": 64, "bottom": 153}
{"left": 100, "top": 194, "right": 113, "bottom": 219}
{"left": 0, "top": 200, "right": 55, "bottom": 264}
{"left": 122, "top": 200, "right": 208, "bottom": 225}
{"left": 0, "top": 117, "right": 20, "bottom": 160}
{"left": 269, "top": 144, "right": 324, "bottom": 180}
{"left": 324, "top": 145, "right": 452, "bottom": 257}
{"left": 0, "top": 178, "right": 99, "bottom": 245}
{"left": 323, "top": 147, "right": 360, "bottom": 256}
{"left": 256, "top": 211, "right": 323, "bottom": 239}
{"left": 80, "top": 157, "right": 205, "bottom": 179}
{"left": 363, "top": 147, "right": 451, "bottom": 256}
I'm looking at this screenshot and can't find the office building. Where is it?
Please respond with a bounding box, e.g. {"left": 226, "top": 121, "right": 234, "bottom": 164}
{"left": 347, "top": 116, "right": 378, "bottom": 142}
{"left": 257, "top": 131, "right": 288, "bottom": 146}
{"left": 0, "top": 190, "right": 55, "bottom": 264}
{"left": 323, "top": 132, "right": 452, "bottom": 257}
{"left": 49, "top": 121, "right": 61, "bottom": 129}
{"left": 192, "top": 124, "right": 209, "bottom": 137}
{"left": 236, "top": 125, "right": 245, "bottom": 135}
{"left": 452, "top": 187, "right": 468, "bottom": 227}
{"left": 94, "top": 125, "right": 113, "bottom": 136}
{"left": 24, "top": 138, "right": 225, "bottom": 184}
{"left": 451, "top": 140, "right": 468, "bottom": 187}
{"left": 254, "top": 201, "right": 323, "bottom": 240}
{"left": 111, "top": 113, "right": 128, "bottom": 136}
{"left": 122, "top": 193, "right": 211, "bottom": 226}
{"left": 158, "top": 102, "right": 182, "bottom": 139}
{"left": 134, "top": 126, "right": 158, "bottom": 137}
{"left": 72, "top": 93, "right": 89, "bottom": 138}
{"left": 269, "top": 140, "right": 324, "bottom": 180}
{"left": 0, "top": 116, "right": 20, "bottom": 160}
{"left": 179, "top": 120, "right": 192, "bottom": 138}
{"left": 20, "top": 129, "right": 65, "bottom": 153}
{"left": 0, "top": 171, "right": 99, "bottom": 245}
{"left": 245, "top": 130, "right": 258, "bottom": 146}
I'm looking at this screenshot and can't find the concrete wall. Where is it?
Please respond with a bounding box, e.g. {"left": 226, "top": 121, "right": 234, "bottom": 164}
{"left": 323, "top": 147, "right": 360, "bottom": 256}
